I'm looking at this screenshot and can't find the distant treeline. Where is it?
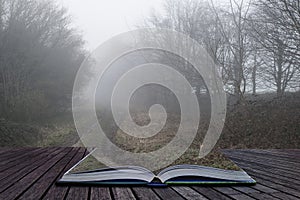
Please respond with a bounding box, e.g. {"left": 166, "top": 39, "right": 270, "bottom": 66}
{"left": 0, "top": 0, "right": 85, "bottom": 122}
{"left": 142, "top": 0, "right": 300, "bottom": 100}
{"left": 1, "top": 0, "right": 300, "bottom": 123}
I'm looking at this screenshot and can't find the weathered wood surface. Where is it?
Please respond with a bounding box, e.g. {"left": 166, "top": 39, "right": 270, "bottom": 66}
{"left": 0, "top": 148, "right": 299, "bottom": 200}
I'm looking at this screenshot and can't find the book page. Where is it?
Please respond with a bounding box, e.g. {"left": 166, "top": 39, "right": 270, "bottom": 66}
{"left": 157, "top": 165, "right": 254, "bottom": 183}
{"left": 69, "top": 151, "right": 106, "bottom": 174}
{"left": 64, "top": 151, "right": 155, "bottom": 183}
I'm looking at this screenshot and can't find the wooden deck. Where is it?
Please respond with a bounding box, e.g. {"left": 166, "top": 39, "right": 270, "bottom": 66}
{"left": 0, "top": 148, "right": 299, "bottom": 200}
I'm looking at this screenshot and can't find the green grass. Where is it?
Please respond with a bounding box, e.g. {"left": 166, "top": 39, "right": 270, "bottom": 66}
{"left": 113, "top": 112, "right": 240, "bottom": 171}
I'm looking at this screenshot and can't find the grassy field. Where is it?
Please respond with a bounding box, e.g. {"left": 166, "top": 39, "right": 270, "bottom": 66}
{"left": 0, "top": 113, "right": 78, "bottom": 147}
{"left": 1, "top": 92, "right": 299, "bottom": 170}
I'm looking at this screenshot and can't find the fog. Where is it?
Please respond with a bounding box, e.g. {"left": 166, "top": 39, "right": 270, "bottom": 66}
{"left": 59, "top": 0, "right": 164, "bottom": 51}
{"left": 0, "top": 0, "right": 299, "bottom": 156}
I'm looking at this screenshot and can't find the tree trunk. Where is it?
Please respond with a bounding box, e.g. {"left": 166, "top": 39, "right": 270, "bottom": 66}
{"left": 233, "top": 49, "right": 243, "bottom": 102}
{"left": 276, "top": 39, "right": 284, "bottom": 96}
{"left": 252, "top": 53, "right": 257, "bottom": 95}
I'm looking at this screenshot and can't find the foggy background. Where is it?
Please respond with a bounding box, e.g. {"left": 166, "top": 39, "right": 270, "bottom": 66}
{"left": 0, "top": 0, "right": 299, "bottom": 152}
{"left": 58, "top": 0, "right": 164, "bottom": 51}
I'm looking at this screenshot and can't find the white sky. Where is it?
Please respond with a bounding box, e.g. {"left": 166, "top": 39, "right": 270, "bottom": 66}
{"left": 58, "top": 0, "right": 163, "bottom": 51}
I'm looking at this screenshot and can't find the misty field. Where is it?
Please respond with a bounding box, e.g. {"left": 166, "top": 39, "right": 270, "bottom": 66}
{"left": 1, "top": 0, "right": 300, "bottom": 173}
{"left": 1, "top": 92, "right": 299, "bottom": 151}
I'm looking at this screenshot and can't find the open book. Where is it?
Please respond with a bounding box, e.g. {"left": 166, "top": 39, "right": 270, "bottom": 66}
{"left": 57, "top": 150, "right": 256, "bottom": 186}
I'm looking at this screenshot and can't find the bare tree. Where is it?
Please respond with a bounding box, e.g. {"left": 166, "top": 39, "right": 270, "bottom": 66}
{"left": 250, "top": 0, "right": 300, "bottom": 96}
{"left": 142, "top": 0, "right": 300, "bottom": 97}
{"left": 0, "top": 0, "right": 84, "bottom": 121}
{"left": 143, "top": 0, "right": 231, "bottom": 96}
{"left": 210, "top": 0, "right": 253, "bottom": 102}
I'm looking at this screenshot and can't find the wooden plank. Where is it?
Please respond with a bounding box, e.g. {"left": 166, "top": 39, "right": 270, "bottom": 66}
{"left": 227, "top": 150, "right": 300, "bottom": 166}
{"left": 0, "top": 147, "right": 14, "bottom": 154}
{"left": 0, "top": 147, "right": 61, "bottom": 192}
{"left": 131, "top": 187, "right": 161, "bottom": 200}
{"left": 232, "top": 182, "right": 283, "bottom": 200}
{"left": 0, "top": 147, "right": 24, "bottom": 154}
{"left": 192, "top": 187, "right": 231, "bottom": 200}
{"left": 65, "top": 186, "right": 90, "bottom": 200}
{"left": 64, "top": 149, "right": 91, "bottom": 200}
{"left": 42, "top": 148, "right": 87, "bottom": 200}
{"left": 171, "top": 186, "right": 208, "bottom": 200}
{"left": 0, "top": 147, "right": 34, "bottom": 161}
{"left": 224, "top": 152, "right": 300, "bottom": 179}
{"left": 225, "top": 151, "right": 300, "bottom": 172}
{"left": 153, "top": 187, "right": 185, "bottom": 200}
{"left": 228, "top": 155, "right": 300, "bottom": 178}
{"left": 0, "top": 148, "right": 63, "bottom": 192}
{"left": 225, "top": 150, "right": 300, "bottom": 168}
{"left": 246, "top": 149, "right": 300, "bottom": 159}
{"left": 213, "top": 187, "right": 257, "bottom": 200}
{"left": 213, "top": 187, "right": 241, "bottom": 195}
{"left": 226, "top": 151, "right": 300, "bottom": 172}
{"left": 0, "top": 147, "right": 27, "bottom": 158}
{"left": 271, "top": 149, "right": 300, "bottom": 156}
{"left": 18, "top": 148, "right": 80, "bottom": 199}
{"left": 233, "top": 186, "right": 262, "bottom": 194}
{"left": 249, "top": 175, "right": 300, "bottom": 198}
{"left": 270, "top": 192, "right": 300, "bottom": 200}
{"left": 230, "top": 194, "right": 256, "bottom": 200}
{"left": 240, "top": 183, "right": 299, "bottom": 200}
{"left": 0, "top": 147, "right": 41, "bottom": 165}
{"left": 228, "top": 157, "right": 300, "bottom": 184}
{"left": 90, "top": 187, "right": 112, "bottom": 200}
{"left": 112, "top": 187, "right": 136, "bottom": 200}
{"left": 246, "top": 192, "right": 281, "bottom": 200}
{"left": 0, "top": 148, "right": 299, "bottom": 200}
{"left": 231, "top": 162, "right": 300, "bottom": 190}
{"left": 0, "top": 148, "right": 49, "bottom": 173}
{"left": 226, "top": 150, "right": 300, "bottom": 200}
{"left": 251, "top": 183, "right": 281, "bottom": 194}
{"left": 226, "top": 149, "right": 300, "bottom": 160}
{"left": 242, "top": 167, "right": 300, "bottom": 192}
{"left": 0, "top": 147, "right": 72, "bottom": 199}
